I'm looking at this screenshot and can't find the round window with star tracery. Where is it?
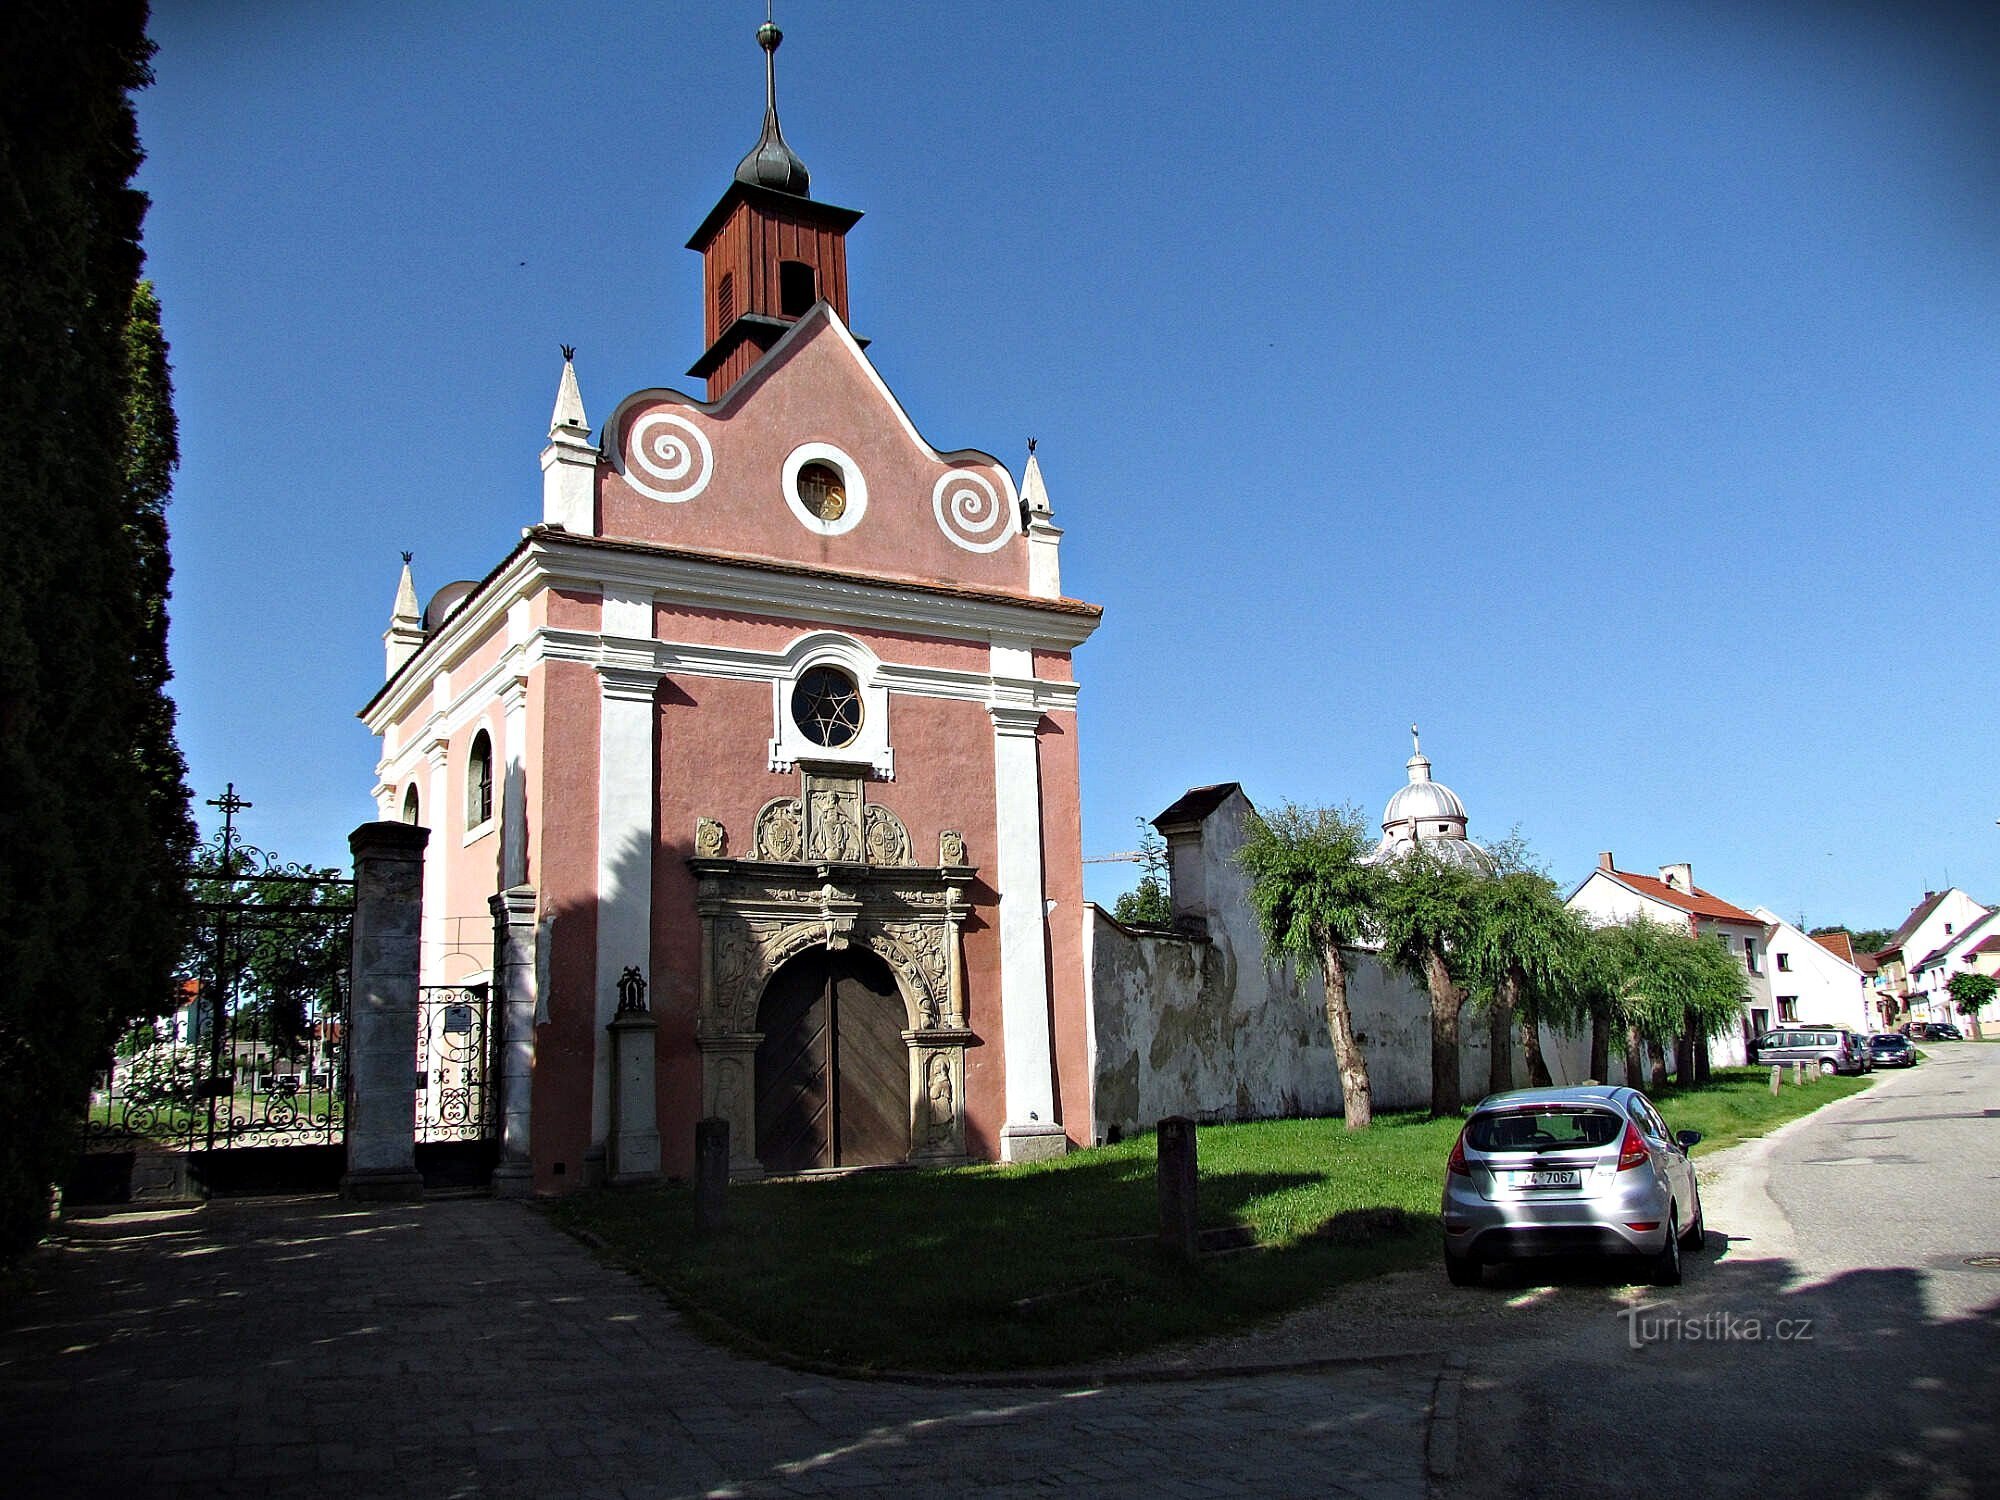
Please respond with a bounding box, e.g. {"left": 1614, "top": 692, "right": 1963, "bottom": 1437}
{"left": 790, "top": 665, "right": 863, "bottom": 748}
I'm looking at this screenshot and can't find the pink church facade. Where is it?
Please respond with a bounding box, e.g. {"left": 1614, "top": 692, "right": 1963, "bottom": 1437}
{"left": 359, "top": 26, "right": 1098, "bottom": 1192}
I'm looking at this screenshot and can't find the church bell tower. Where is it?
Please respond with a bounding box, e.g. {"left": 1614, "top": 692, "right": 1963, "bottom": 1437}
{"left": 686, "top": 20, "right": 863, "bottom": 400}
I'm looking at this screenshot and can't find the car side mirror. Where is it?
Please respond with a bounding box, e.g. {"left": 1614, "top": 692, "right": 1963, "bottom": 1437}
{"left": 1674, "top": 1130, "right": 1702, "bottom": 1152}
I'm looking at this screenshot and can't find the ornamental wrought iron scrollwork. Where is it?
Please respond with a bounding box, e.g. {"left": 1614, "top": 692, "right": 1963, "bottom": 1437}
{"left": 87, "top": 844, "right": 353, "bottom": 1157}
{"left": 752, "top": 797, "right": 804, "bottom": 861}
{"left": 416, "top": 985, "right": 498, "bottom": 1143}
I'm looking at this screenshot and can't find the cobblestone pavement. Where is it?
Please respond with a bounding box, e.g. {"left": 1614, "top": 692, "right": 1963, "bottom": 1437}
{"left": 0, "top": 1195, "right": 1437, "bottom": 1499}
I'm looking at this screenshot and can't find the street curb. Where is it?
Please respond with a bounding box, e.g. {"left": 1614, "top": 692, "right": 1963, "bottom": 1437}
{"left": 542, "top": 1202, "right": 1448, "bottom": 1387}
{"left": 1425, "top": 1350, "right": 1467, "bottom": 1492}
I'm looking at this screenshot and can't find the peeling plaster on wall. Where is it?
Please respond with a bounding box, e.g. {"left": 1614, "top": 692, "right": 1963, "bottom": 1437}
{"left": 1089, "top": 787, "right": 1589, "bottom": 1141}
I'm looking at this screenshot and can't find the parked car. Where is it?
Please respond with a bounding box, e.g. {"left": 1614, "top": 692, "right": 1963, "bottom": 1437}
{"left": 1746, "top": 1026, "right": 1865, "bottom": 1075}
{"left": 1845, "top": 1030, "right": 1874, "bottom": 1072}
{"left": 1441, "top": 1085, "right": 1703, "bottom": 1289}
{"left": 1928, "top": 1022, "right": 1964, "bottom": 1041}
{"left": 1867, "top": 1032, "right": 1916, "bottom": 1068}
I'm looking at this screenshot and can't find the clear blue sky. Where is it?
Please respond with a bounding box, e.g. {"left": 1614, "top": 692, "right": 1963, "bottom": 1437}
{"left": 135, "top": 1, "right": 1999, "bottom": 934}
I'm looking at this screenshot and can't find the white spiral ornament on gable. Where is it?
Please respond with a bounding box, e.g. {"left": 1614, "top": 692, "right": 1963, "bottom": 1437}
{"left": 932, "top": 468, "right": 1016, "bottom": 554}
{"left": 624, "top": 410, "right": 714, "bottom": 504}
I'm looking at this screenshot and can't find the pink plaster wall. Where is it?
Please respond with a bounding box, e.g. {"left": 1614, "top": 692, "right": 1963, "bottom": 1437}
{"left": 597, "top": 315, "right": 1034, "bottom": 596}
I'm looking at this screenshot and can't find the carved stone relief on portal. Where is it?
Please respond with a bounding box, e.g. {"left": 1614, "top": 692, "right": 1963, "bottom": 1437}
{"left": 752, "top": 797, "right": 803, "bottom": 861}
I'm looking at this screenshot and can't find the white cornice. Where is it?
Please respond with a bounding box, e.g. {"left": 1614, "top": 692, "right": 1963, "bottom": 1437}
{"left": 361, "top": 533, "right": 1095, "bottom": 734}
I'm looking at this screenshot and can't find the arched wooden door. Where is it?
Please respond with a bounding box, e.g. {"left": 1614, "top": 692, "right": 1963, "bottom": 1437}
{"left": 754, "top": 948, "right": 908, "bottom": 1173}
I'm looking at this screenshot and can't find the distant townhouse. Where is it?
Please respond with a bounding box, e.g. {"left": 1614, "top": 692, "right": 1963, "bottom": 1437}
{"left": 1871, "top": 888, "right": 1991, "bottom": 1024}
{"left": 1907, "top": 907, "right": 2000, "bottom": 1028}
{"left": 1565, "top": 854, "right": 1771, "bottom": 1062}
{"left": 1751, "top": 910, "right": 1873, "bottom": 1035}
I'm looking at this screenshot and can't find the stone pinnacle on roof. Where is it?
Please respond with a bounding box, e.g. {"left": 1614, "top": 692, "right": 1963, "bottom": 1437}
{"left": 1021, "top": 439, "right": 1053, "bottom": 519}
{"left": 549, "top": 344, "right": 588, "bottom": 438}
{"left": 735, "top": 16, "right": 811, "bottom": 195}
{"left": 391, "top": 550, "right": 420, "bottom": 626}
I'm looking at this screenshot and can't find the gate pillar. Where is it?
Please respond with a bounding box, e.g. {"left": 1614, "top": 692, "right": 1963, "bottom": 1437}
{"left": 489, "top": 885, "right": 539, "bottom": 1197}
{"left": 341, "top": 821, "right": 427, "bottom": 1201}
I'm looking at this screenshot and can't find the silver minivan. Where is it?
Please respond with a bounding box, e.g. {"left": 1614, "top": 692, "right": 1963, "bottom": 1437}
{"left": 1747, "top": 1027, "right": 1862, "bottom": 1075}
{"left": 1441, "top": 1085, "right": 1703, "bottom": 1287}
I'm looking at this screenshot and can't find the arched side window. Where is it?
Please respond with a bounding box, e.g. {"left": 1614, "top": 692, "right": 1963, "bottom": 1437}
{"left": 466, "top": 730, "right": 493, "bottom": 830}
{"left": 402, "top": 784, "right": 421, "bottom": 826}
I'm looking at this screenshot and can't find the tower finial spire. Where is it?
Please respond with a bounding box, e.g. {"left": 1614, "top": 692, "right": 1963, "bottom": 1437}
{"left": 736, "top": 8, "right": 810, "bottom": 194}
{"left": 1411, "top": 723, "right": 1421, "bottom": 756}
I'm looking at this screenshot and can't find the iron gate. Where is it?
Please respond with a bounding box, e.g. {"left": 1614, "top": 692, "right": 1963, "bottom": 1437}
{"left": 86, "top": 860, "right": 354, "bottom": 1161}
{"left": 416, "top": 983, "right": 498, "bottom": 1143}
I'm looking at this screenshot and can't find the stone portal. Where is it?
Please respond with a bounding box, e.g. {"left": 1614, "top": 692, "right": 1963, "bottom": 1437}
{"left": 693, "top": 768, "right": 974, "bottom": 1178}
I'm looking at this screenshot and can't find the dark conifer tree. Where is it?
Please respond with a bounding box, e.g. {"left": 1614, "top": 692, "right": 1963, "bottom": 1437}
{"left": 0, "top": 1, "right": 191, "bottom": 1256}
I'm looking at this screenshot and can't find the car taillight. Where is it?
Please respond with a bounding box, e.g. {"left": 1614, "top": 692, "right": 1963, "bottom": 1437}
{"left": 1617, "top": 1122, "right": 1649, "bottom": 1172}
{"left": 1447, "top": 1128, "right": 1472, "bottom": 1176}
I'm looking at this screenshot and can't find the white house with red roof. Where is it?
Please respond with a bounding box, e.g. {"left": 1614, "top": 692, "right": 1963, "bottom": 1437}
{"left": 1564, "top": 853, "right": 1772, "bottom": 1062}
{"left": 1907, "top": 906, "right": 2000, "bottom": 1029}
{"left": 1870, "top": 888, "right": 1991, "bottom": 1024}
{"left": 1750, "top": 909, "right": 1873, "bottom": 1034}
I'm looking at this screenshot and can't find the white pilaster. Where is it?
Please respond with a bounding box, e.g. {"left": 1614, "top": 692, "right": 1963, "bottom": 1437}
{"left": 421, "top": 735, "right": 450, "bottom": 988}
{"left": 592, "top": 661, "right": 661, "bottom": 1153}
{"left": 499, "top": 672, "right": 530, "bottom": 889}
{"left": 989, "top": 638, "right": 1063, "bottom": 1161}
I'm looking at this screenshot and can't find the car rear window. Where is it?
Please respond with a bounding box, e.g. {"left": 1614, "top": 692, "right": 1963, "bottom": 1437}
{"left": 1466, "top": 1107, "right": 1623, "bottom": 1152}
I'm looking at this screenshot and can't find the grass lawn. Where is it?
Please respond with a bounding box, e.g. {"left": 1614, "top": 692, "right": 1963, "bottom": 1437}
{"left": 550, "top": 1065, "right": 1869, "bottom": 1372}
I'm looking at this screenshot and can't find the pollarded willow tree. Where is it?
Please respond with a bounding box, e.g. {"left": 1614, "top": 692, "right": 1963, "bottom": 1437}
{"left": 1237, "top": 802, "right": 1382, "bottom": 1129}
{"left": 1374, "top": 842, "right": 1485, "bottom": 1117}
{"left": 1467, "top": 867, "right": 1590, "bottom": 1093}
{"left": 1594, "top": 917, "right": 1747, "bottom": 1089}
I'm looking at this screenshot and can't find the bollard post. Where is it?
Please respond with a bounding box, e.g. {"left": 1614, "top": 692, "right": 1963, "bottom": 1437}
{"left": 1157, "top": 1116, "right": 1199, "bottom": 1265}
{"left": 695, "top": 1117, "right": 729, "bottom": 1234}
{"left": 1769, "top": 1064, "right": 1781, "bottom": 1097}
{"left": 1792, "top": 1060, "right": 1803, "bottom": 1087}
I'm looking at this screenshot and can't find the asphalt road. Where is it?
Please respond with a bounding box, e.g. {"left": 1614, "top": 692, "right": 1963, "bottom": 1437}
{"left": 1446, "top": 1042, "right": 2000, "bottom": 1500}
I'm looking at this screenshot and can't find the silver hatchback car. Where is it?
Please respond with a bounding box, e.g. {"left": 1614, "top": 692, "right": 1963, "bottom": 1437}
{"left": 1441, "top": 1085, "right": 1703, "bottom": 1287}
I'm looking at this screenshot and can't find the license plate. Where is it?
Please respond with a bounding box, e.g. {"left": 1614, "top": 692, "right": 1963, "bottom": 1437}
{"left": 1519, "top": 1170, "right": 1580, "bottom": 1188}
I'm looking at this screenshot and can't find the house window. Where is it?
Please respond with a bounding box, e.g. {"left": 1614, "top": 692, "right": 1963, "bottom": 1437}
{"left": 467, "top": 730, "right": 493, "bottom": 829}
{"left": 1776, "top": 952, "right": 1791, "bottom": 972}
{"left": 401, "top": 784, "right": 421, "bottom": 826}
{"left": 779, "top": 260, "right": 816, "bottom": 317}
{"left": 1778, "top": 996, "right": 1797, "bottom": 1022}
{"left": 1945, "top": 923, "right": 1955, "bottom": 936}
{"left": 1743, "top": 937, "right": 1760, "bottom": 973}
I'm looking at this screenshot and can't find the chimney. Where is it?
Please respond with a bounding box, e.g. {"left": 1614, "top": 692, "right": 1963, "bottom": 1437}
{"left": 1597, "top": 851, "right": 1614, "bottom": 872}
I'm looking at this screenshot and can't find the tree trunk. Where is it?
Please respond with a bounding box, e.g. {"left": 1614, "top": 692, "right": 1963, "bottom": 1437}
{"left": 1489, "top": 967, "right": 1519, "bottom": 1096}
{"left": 1520, "top": 988, "right": 1554, "bottom": 1088}
{"left": 1426, "top": 947, "right": 1466, "bottom": 1117}
{"left": 1320, "top": 946, "right": 1372, "bottom": 1130}
{"left": 1623, "top": 1021, "right": 1645, "bottom": 1088}
{"left": 1675, "top": 1010, "right": 1696, "bottom": 1083}
{"left": 1693, "top": 1031, "right": 1712, "bottom": 1082}
{"left": 1647, "top": 1039, "right": 1668, "bottom": 1093}
{"left": 1589, "top": 1005, "right": 1611, "bottom": 1084}
{"left": 1970, "top": 1012, "right": 1984, "bottom": 1041}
